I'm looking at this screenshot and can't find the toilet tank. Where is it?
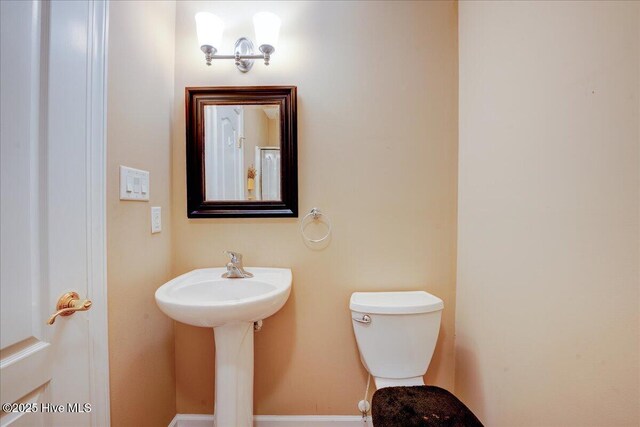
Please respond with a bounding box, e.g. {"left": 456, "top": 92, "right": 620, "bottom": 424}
{"left": 350, "top": 291, "right": 444, "bottom": 381}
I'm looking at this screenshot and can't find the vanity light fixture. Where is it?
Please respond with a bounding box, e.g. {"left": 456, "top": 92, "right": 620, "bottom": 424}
{"left": 195, "top": 11, "right": 281, "bottom": 73}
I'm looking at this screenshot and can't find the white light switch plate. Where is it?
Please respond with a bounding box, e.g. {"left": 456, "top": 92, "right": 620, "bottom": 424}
{"left": 151, "top": 207, "right": 161, "bottom": 233}
{"left": 120, "top": 166, "right": 149, "bottom": 201}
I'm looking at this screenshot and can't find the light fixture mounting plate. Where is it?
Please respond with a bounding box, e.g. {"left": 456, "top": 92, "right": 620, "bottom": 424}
{"left": 234, "top": 37, "right": 254, "bottom": 73}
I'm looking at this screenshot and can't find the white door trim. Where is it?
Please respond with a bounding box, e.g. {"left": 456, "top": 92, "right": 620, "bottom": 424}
{"left": 85, "top": 1, "right": 110, "bottom": 425}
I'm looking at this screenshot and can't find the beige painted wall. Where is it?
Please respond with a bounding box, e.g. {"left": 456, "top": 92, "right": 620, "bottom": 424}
{"left": 243, "top": 106, "right": 269, "bottom": 180}
{"left": 267, "top": 114, "right": 279, "bottom": 147}
{"left": 172, "top": 0, "right": 458, "bottom": 415}
{"left": 106, "top": 1, "right": 177, "bottom": 426}
{"left": 456, "top": 1, "right": 640, "bottom": 426}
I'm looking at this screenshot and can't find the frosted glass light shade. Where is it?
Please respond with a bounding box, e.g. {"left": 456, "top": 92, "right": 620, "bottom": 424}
{"left": 195, "top": 12, "right": 224, "bottom": 48}
{"left": 253, "top": 12, "right": 281, "bottom": 49}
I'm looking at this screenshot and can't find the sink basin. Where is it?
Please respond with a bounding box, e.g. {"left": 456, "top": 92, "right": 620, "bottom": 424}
{"left": 155, "top": 267, "right": 292, "bottom": 427}
{"left": 155, "top": 267, "right": 292, "bottom": 327}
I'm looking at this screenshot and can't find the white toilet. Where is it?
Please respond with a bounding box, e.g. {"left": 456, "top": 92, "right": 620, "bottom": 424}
{"left": 350, "top": 291, "right": 444, "bottom": 389}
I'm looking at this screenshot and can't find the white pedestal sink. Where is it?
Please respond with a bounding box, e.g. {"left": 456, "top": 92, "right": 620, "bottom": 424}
{"left": 155, "top": 268, "right": 292, "bottom": 427}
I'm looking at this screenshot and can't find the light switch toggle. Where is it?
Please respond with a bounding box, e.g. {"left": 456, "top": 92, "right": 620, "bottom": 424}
{"left": 151, "top": 207, "right": 161, "bottom": 233}
{"left": 120, "top": 166, "right": 150, "bottom": 201}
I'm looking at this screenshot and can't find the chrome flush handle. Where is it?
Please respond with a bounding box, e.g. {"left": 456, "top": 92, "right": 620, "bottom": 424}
{"left": 353, "top": 314, "right": 371, "bottom": 324}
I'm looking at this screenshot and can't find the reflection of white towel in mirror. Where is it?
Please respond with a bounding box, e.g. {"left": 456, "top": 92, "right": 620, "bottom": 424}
{"left": 254, "top": 147, "right": 281, "bottom": 201}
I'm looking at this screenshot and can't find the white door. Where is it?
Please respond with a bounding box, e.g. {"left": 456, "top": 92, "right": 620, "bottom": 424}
{"left": 207, "top": 106, "right": 244, "bottom": 200}
{"left": 0, "top": 1, "right": 109, "bottom": 426}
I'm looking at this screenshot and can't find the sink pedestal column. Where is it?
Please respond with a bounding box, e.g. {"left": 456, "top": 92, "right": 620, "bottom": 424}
{"left": 213, "top": 322, "right": 254, "bottom": 427}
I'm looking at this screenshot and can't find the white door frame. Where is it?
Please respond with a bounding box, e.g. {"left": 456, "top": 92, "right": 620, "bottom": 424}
{"left": 85, "top": 1, "right": 111, "bottom": 425}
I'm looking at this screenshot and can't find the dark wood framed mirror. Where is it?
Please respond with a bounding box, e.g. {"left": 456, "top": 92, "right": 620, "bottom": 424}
{"left": 185, "top": 86, "right": 298, "bottom": 218}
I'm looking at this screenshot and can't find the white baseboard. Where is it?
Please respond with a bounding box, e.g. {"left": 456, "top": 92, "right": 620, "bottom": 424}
{"left": 169, "top": 414, "right": 372, "bottom": 427}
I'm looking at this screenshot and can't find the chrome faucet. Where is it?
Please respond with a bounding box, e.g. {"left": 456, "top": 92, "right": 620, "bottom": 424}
{"left": 222, "top": 251, "right": 254, "bottom": 278}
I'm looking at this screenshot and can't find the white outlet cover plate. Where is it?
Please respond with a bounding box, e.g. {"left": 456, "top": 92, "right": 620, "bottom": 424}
{"left": 151, "top": 206, "right": 161, "bottom": 233}
{"left": 120, "top": 165, "right": 149, "bottom": 201}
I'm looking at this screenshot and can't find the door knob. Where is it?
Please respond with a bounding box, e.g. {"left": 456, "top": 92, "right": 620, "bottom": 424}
{"left": 47, "top": 291, "right": 92, "bottom": 325}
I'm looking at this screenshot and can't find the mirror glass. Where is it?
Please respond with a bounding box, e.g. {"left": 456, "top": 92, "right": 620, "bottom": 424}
{"left": 203, "top": 104, "right": 281, "bottom": 202}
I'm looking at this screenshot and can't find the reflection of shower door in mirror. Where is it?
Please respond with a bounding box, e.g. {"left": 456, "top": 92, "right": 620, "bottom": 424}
{"left": 254, "top": 147, "right": 281, "bottom": 201}
{"left": 205, "top": 106, "right": 244, "bottom": 200}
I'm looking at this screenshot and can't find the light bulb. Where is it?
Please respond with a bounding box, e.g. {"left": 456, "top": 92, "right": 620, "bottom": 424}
{"left": 253, "top": 12, "right": 281, "bottom": 52}
{"left": 195, "top": 12, "right": 224, "bottom": 49}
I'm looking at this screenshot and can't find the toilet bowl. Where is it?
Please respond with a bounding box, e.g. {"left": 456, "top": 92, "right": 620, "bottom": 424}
{"left": 350, "top": 291, "right": 443, "bottom": 389}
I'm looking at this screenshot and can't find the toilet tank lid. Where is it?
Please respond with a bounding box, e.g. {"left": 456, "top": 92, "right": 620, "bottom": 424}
{"left": 350, "top": 291, "right": 444, "bottom": 314}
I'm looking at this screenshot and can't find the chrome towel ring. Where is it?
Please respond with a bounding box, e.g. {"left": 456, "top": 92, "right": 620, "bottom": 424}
{"left": 300, "top": 207, "right": 332, "bottom": 243}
